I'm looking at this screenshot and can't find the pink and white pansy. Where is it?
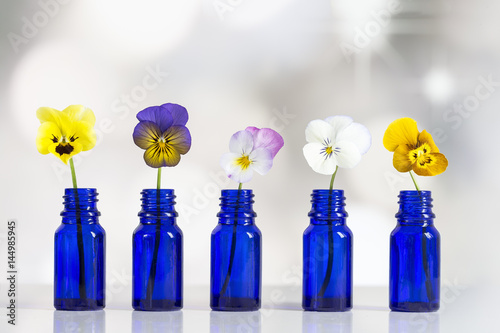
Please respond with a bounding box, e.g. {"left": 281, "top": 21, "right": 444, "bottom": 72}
{"left": 220, "top": 127, "right": 284, "bottom": 184}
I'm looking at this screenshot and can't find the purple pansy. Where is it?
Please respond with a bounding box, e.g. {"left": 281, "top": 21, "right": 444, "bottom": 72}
{"left": 133, "top": 103, "right": 191, "bottom": 168}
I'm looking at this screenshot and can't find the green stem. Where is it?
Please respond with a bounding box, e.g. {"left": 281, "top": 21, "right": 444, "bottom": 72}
{"left": 318, "top": 223, "right": 333, "bottom": 297}
{"left": 69, "top": 158, "right": 78, "bottom": 189}
{"left": 319, "top": 166, "right": 338, "bottom": 296}
{"left": 145, "top": 190, "right": 161, "bottom": 307}
{"left": 409, "top": 170, "right": 420, "bottom": 192}
{"left": 329, "top": 166, "right": 339, "bottom": 191}
{"left": 157, "top": 167, "right": 162, "bottom": 190}
{"left": 219, "top": 184, "right": 241, "bottom": 299}
{"left": 69, "top": 158, "right": 85, "bottom": 301}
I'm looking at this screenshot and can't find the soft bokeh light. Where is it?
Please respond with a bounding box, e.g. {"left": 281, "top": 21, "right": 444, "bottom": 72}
{"left": 86, "top": 0, "right": 199, "bottom": 59}
{"left": 423, "top": 69, "right": 454, "bottom": 104}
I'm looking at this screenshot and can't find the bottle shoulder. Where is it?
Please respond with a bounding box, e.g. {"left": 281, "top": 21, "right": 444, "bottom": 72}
{"left": 55, "top": 223, "right": 105, "bottom": 237}
{"left": 303, "top": 224, "right": 352, "bottom": 237}
{"left": 391, "top": 224, "right": 440, "bottom": 238}
{"left": 133, "top": 223, "right": 182, "bottom": 237}
{"left": 211, "top": 223, "right": 261, "bottom": 237}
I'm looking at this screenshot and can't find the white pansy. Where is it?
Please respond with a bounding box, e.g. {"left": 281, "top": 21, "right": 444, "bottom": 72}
{"left": 303, "top": 116, "right": 371, "bottom": 175}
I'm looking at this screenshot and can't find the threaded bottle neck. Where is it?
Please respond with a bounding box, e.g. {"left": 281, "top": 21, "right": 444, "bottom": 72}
{"left": 138, "top": 189, "right": 178, "bottom": 222}
{"left": 308, "top": 189, "right": 348, "bottom": 224}
{"left": 396, "top": 190, "right": 435, "bottom": 224}
{"left": 61, "top": 188, "right": 100, "bottom": 219}
{"left": 217, "top": 189, "right": 256, "bottom": 225}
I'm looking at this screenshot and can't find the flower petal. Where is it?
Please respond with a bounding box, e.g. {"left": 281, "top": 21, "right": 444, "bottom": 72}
{"left": 70, "top": 121, "right": 96, "bottom": 151}
{"left": 36, "top": 121, "right": 61, "bottom": 154}
{"left": 305, "top": 119, "right": 334, "bottom": 144}
{"left": 143, "top": 142, "right": 181, "bottom": 168}
{"left": 48, "top": 141, "right": 83, "bottom": 165}
{"left": 383, "top": 117, "right": 419, "bottom": 152}
{"left": 36, "top": 107, "right": 67, "bottom": 133}
{"left": 229, "top": 130, "right": 254, "bottom": 155}
{"left": 220, "top": 152, "right": 254, "bottom": 183}
{"left": 244, "top": 126, "right": 259, "bottom": 136}
{"left": 137, "top": 106, "right": 173, "bottom": 133}
{"left": 62, "top": 105, "right": 96, "bottom": 126}
{"left": 163, "top": 125, "right": 191, "bottom": 155}
{"left": 232, "top": 167, "right": 254, "bottom": 183}
{"left": 220, "top": 152, "right": 240, "bottom": 174}
{"left": 245, "top": 127, "right": 284, "bottom": 158}
{"left": 303, "top": 142, "right": 338, "bottom": 175}
{"left": 417, "top": 130, "right": 440, "bottom": 153}
{"left": 249, "top": 148, "right": 273, "bottom": 175}
{"left": 133, "top": 121, "right": 162, "bottom": 150}
{"left": 324, "top": 115, "right": 353, "bottom": 139}
{"left": 161, "top": 103, "right": 189, "bottom": 126}
{"left": 393, "top": 144, "right": 414, "bottom": 173}
{"left": 336, "top": 122, "right": 372, "bottom": 155}
{"left": 333, "top": 140, "right": 362, "bottom": 168}
{"left": 412, "top": 153, "right": 448, "bottom": 176}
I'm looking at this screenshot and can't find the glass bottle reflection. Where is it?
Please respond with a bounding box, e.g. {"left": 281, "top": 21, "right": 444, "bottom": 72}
{"left": 389, "top": 311, "right": 440, "bottom": 333}
{"left": 54, "top": 310, "right": 105, "bottom": 333}
{"left": 210, "top": 311, "right": 261, "bottom": 333}
{"left": 302, "top": 311, "right": 352, "bottom": 333}
{"left": 132, "top": 310, "right": 183, "bottom": 333}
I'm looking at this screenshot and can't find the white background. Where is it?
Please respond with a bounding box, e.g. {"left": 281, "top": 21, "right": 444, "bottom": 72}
{"left": 0, "top": 0, "right": 499, "bottom": 332}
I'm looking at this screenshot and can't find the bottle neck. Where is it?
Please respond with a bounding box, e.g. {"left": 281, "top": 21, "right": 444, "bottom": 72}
{"left": 139, "top": 189, "right": 178, "bottom": 225}
{"left": 217, "top": 189, "right": 256, "bottom": 225}
{"left": 309, "top": 189, "right": 348, "bottom": 225}
{"left": 396, "top": 190, "right": 435, "bottom": 226}
{"left": 61, "top": 188, "right": 100, "bottom": 224}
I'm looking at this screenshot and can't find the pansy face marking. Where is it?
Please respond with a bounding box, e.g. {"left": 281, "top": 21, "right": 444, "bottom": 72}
{"left": 220, "top": 127, "right": 284, "bottom": 184}
{"left": 36, "top": 105, "right": 97, "bottom": 164}
{"left": 303, "top": 116, "right": 371, "bottom": 175}
{"left": 133, "top": 103, "right": 192, "bottom": 168}
{"left": 384, "top": 118, "right": 448, "bottom": 176}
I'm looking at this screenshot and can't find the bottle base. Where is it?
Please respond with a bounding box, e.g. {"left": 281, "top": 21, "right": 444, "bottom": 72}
{"left": 302, "top": 296, "right": 352, "bottom": 312}
{"left": 133, "top": 299, "right": 182, "bottom": 311}
{"left": 390, "top": 301, "right": 439, "bottom": 312}
{"left": 54, "top": 298, "right": 105, "bottom": 311}
{"left": 211, "top": 296, "right": 260, "bottom": 312}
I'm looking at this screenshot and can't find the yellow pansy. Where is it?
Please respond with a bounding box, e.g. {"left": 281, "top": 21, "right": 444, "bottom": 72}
{"left": 383, "top": 118, "right": 448, "bottom": 176}
{"left": 36, "top": 105, "right": 96, "bottom": 164}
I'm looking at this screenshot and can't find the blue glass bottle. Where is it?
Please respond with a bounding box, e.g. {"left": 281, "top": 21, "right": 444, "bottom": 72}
{"left": 303, "top": 190, "right": 352, "bottom": 312}
{"left": 133, "top": 189, "right": 183, "bottom": 311}
{"left": 210, "top": 189, "right": 261, "bottom": 311}
{"left": 390, "top": 190, "right": 440, "bottom": 312}
{"left": 54, "top": 188, "right": 106, "bottom": 311}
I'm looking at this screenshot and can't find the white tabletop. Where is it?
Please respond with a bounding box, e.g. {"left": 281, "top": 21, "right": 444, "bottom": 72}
{"left": 1, "top": 284, "right": 495, "bottom": 332}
